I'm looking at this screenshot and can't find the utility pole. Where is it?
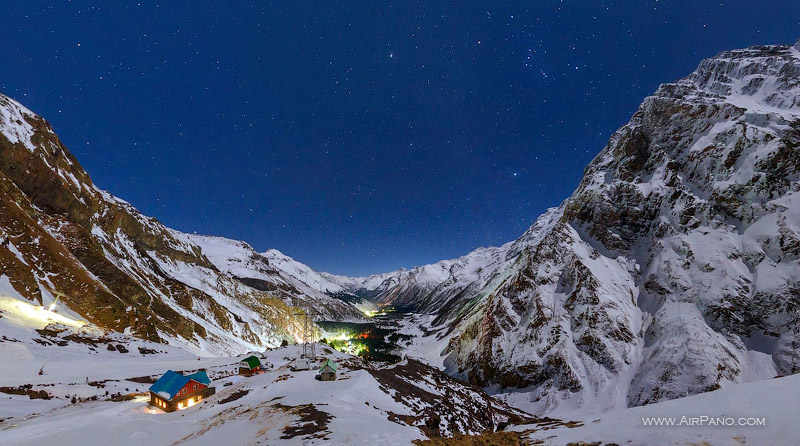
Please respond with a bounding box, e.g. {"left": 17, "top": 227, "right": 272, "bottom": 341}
{"left": 292, "top": 297, "right": 322, "bottom": 359}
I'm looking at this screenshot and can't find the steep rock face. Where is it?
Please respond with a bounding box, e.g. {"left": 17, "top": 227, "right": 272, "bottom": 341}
{"left": 444, "top": 210, "right": 643, "bottom": 413}
{"left": 568, "top": 41, "right": 800, "bottom": 408}
{"left": 0, "top": 94, "right": 362, "bottom": 355}
{"left": 339, "top": 40, "right": 800, "bottom": 413}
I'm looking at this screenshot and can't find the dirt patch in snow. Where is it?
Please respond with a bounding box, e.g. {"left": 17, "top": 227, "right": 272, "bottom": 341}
{"left": 412, "top": 429, "right": 596, "bottom": 446}
{"left": 274, "top": 403, "right": 333, "bottom": 440}
{"left": 217, "top": 389, "right": 251, "bottom": 404}
{"left": 0, "top": 385, "right": 52, "bottom": 400}
{"left": 413, "top": 431, "right": 529, "bottom": 445}
{"left": 127, "top": 375, "right": 157, "bottom": 384}
{"left": 368, "top": 359, "right": 539, "bottom": 438}
{"left": 272, "top": 374, "right": 293, "bottom": 383}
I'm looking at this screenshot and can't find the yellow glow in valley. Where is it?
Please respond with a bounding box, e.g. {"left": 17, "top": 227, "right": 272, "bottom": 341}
{"left": 0, "top": 296, "right": 87, "bottom": 329}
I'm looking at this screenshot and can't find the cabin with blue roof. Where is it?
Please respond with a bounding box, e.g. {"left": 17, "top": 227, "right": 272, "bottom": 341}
{"left": 148, "top": 370, "right": 215, "bottom": 412}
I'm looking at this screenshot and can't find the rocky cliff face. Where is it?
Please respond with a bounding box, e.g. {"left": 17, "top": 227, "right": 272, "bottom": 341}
{"left": 337, "top": 40, "right": 800, "bottom": 414}
{"left": 0, "top": 95, "right": 363, "bottom": 355}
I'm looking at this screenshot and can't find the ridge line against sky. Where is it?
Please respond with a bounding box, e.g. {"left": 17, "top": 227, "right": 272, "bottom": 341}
{"left": 1, "top": 1, "right": 798, "bottom": 275}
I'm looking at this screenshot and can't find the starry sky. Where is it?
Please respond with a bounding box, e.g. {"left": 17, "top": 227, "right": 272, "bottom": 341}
{"left": 1, "top": 2, "right": 798, "bottom": 276}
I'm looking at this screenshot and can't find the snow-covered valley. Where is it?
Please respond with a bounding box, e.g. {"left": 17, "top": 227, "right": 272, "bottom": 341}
{"left": 1, "top": 37, "right": 800, "bottom": 445}
{"left": 0, "top": 297, "right": 535, "bottom": 445}
{"left": 2, "top": 284, "right": 798, "bottom": 446}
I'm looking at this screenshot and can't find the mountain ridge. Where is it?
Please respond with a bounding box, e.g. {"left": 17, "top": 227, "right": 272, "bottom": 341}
{"left": 0, "top": 94, "right": 365, "bottom": 356}
{"left": 1, "top": 38, "right": 798, "bottom": 416}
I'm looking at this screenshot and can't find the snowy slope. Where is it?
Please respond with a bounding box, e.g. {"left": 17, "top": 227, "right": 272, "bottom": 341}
{"left": 173, "top": 233, "right": 366, "bottom": 322}
{"left": 0, "top": 298, "right": 528, "bottom": 445}
{"left": 181, "top": 234, "right": 347, "bottom": 296}
{"left": 520, "top": 373, "right": 800, "bottom": 446}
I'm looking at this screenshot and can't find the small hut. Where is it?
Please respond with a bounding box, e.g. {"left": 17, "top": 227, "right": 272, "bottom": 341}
{"left": 149, "top": 370, "right": 215, "bottom": 412}
{"left": 238, "top": 355, "right": 262, "bottom": 376}
{"left": 290, "top": 358, "right": 311, "bottom": 371}
{"left": 317, "top": 359, "right": 338, "bottom": 381}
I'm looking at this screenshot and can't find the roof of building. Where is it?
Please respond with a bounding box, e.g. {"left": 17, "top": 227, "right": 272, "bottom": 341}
{"left": 240, "top": 355, "right": 261, "bottom": 369}
{"left": 149, "top": 370, "right": 211, "bottom": 400}
{"left": 319, "top": 358, "right": 338, "bottom": 373}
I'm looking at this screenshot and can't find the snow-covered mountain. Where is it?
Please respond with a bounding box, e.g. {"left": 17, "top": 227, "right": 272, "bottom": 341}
{"left": 0, "top": 94, "right": 364, "bottom": 356}
{"left": 334, "top": 39, "right": 800, "bottom": 415}
{"left": 2, "top": 37, "right": 799, "bottom": 421}
{"left": 326, "top": 245, "right": 509, "bottom": 314}
{"left": 180, "top": 234, "right": 367, "bottom": 318}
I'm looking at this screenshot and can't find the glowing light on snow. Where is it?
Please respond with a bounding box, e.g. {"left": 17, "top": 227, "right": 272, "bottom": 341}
{"left": 361, "top": 306, "right": 395, "bottom": 318}
{"left": 0, "top": 297, "right": 86, "bottom": 329}
{"left": 344, "top": 341, "right": 368, "bottom": 356}
{"left": 323, "top": 328, "right": 371, "bottom": 356}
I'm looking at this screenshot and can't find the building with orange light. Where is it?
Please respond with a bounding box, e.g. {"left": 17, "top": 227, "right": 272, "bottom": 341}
{"left": 148, "top": 370, "right": 215, "bottom": 412}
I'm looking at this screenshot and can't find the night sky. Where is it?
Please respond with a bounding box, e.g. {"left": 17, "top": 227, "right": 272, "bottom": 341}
{"left": 1, "top": 2, "right": 798, "bottom": 276}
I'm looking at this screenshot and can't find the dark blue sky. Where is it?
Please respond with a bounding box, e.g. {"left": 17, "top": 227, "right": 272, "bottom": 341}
{"left": 1, "top": 2, "right": 798, "bottom": 276}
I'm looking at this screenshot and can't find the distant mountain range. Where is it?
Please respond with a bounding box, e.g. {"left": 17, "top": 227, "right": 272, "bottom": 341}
{"left": 1, "top": 38, "right": 798, "bottom": 414}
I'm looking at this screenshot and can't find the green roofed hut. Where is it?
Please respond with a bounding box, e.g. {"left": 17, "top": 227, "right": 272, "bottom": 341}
{"left": 317, "top": 359, "right": 338, "bottom": 381}
{"left": 239, "top": 355, "right": 262, "bottom": 376}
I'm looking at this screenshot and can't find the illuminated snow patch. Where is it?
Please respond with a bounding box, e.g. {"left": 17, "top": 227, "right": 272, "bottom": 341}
{"left": 0, "top": 296, "right": 87, "bottom": 330}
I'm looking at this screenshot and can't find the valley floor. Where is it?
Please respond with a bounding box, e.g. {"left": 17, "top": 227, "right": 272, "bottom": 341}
{"left": 0, "top": 303, "right": 527, "bottom": 445}
{"left": 0, "top": 343, "right": 424, "bottom": 446}
{"left": 2, "top": 300, "right": 797, "bottom": 445}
